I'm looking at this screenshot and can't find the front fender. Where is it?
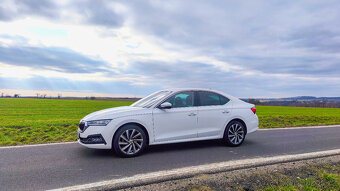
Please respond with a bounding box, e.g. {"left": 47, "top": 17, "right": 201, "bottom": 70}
{"left": 110, "top": 114, "right": 154, "bottom": 145}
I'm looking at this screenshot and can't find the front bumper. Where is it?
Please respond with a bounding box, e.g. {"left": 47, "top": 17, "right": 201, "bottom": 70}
{"left": 77, "top": 125, "right": 113, "bottom": 149}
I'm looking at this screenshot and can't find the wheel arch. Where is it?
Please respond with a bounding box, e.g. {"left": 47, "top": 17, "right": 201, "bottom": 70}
{"left": 113, "top": 122, "right": 150, "bottom": 146}
{"left": 224, "top": 118, "right": 248, "bottom": 136}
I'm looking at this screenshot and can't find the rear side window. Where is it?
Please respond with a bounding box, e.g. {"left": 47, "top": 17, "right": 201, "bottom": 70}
{"left": 198, "top": 91, "right": 230, "bottom": 106}
{"left": 220, "top": 95, "right": 229, "bottom": 105}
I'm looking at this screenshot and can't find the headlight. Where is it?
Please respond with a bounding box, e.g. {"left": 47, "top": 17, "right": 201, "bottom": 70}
{"left": 87, "top": 119, "right": 112, "bottom": 126}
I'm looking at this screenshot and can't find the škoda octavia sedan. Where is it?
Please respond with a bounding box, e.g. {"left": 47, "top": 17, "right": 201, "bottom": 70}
{"left": 78, "top": 88, "right": 258, "bottom": 157}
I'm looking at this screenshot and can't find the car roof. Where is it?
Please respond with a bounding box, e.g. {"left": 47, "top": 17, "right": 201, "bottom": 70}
{"left": 162, "top": 88, "right": 238, "bottom": 100}
{"left": 164, "top": 88, "right": 217, "bottom": 92}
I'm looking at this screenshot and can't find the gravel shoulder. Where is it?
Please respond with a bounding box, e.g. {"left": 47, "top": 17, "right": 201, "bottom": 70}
{"left": 119, "top": 155, "right": 340, "bottom": 191}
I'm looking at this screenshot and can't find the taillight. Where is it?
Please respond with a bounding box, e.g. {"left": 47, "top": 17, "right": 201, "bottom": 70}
{"left": 251, "top": 107, "right": 256, "bottom": 114}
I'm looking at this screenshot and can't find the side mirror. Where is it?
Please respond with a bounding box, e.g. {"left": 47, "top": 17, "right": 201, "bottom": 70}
{"left": 159, "top": 102, "right": 172, "bottom": 109}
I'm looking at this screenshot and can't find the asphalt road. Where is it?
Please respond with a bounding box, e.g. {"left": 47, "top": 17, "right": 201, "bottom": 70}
{"left": 1, "top": 126, "right": 340, "bottom": 191}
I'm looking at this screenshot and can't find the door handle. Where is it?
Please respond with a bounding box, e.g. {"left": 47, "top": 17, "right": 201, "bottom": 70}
{"left": 188, "top": 113, "right": 197, "bottom": 116}
{"left": 222, "top": 110, "right": 230, "bottom": 114}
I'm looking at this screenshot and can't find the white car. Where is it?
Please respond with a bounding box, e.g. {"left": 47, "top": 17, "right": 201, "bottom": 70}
{"left": 78, "top": 88, "right": 259, "bottom": 157}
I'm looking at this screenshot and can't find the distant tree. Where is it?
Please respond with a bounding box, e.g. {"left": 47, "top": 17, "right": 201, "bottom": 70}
{"left": 90, "top": 96, "right": 96, "bottom": 100}
{"left": 57, "top": 94, "right": 62, "bottom": 99}
{"left": 248, "top": 99, "right": 261, "bottom": 104}
{"left": 36, "top": 93, "right": 40, "bottom": 98}
{"left": 14, "top": 94, "right": 20, "bottom": 98}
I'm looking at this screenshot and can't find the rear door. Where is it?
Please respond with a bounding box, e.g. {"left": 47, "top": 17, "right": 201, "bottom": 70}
{"left": 196, "top": 91, "right": 233, "bottom": 138}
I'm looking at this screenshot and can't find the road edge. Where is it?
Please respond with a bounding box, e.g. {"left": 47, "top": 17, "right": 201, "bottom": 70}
{"left": 2, "top": 125, "right": 339, "bottom": 149}
{"left": 260, "top": 124, "right": 340, "bottom": 130}
{"left": 0, "top": 141, "right": 77, "bottom": 149}
{"left": 50, "top": 148, "right": 340, "bottom": 191}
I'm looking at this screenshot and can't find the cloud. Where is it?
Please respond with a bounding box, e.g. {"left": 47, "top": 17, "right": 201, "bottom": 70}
{"left": 0, "top": 76, "right": 160, "bottom": 96}
{"left": 222, "top": 55, "right": 340, "bottom": 77}
{"left": 124, "top": 60, "right": 340, "bottom": 97}
{"left": 0, "top": 0, "right": 125, "bottom": 28}
{"left": 286, "top": 26, "right": 340, "bottom": 53}
{"left": 0, "top": 0, "right": 60, "bottom": 21}
{"left": 0, "top": 43, "right": 112, "bottom": 74}
{"left": 71, "top": 0, "right": 125, "bottom": 28}
{"left": 0, "top": 0, "right": 340, "bottom": 97}
{"left": 123, "top": 0, "right": 340, "bottom": 77}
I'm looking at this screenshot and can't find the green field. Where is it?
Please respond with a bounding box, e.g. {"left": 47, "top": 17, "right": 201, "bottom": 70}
{"left": 257, "top": 105, "right": 340, "bottom": 128}
{"left": 0, "top": 98, "right": 340, "bottom": 146}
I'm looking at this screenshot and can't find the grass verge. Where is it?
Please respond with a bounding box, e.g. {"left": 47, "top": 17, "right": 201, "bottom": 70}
{"left": 185, "top": 162, "right": 340, "bottom": 191}
{"left": 243, "top": 164, "right": 339, "bottom": 191}
{"left": 119, "top": 156, "right": 340, "bottom": 191}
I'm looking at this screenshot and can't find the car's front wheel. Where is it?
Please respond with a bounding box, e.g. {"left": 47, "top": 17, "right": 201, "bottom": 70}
{"left": 224, "top": 121, "right": 246, "bottom": 147}
{"left": 113, "top": 124, "right": 147, "bottom": 157}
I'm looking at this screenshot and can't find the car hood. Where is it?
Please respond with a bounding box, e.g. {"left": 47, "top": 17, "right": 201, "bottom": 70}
{"left": 81, "top": 106, "right": 150, "bottom": 121}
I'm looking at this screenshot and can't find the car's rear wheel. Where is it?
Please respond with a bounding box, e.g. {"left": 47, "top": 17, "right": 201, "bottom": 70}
{"left": 113, "top": 125, "right": 147, "bottom": 157}
{"left": 224, "top": 121, "right": 246, "bottom": 147}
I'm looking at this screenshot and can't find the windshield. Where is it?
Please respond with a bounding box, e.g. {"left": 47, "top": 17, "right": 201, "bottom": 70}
{"left": 131, "top": 91, "right": 171, "bottom": 108}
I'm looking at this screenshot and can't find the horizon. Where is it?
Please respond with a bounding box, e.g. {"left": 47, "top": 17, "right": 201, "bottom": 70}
{"left": 1, "top": 88, "right": 339, "bottom": 99}
{"left": 1, "top": 1, "right": 340, "bottom": 97}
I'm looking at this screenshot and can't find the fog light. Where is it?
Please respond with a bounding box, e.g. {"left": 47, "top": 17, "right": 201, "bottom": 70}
{"left": 91, "top": 137, "right": 104, "bottom": 143}
{"left": 79, "top": 134, "right": 106, "bottom": 145}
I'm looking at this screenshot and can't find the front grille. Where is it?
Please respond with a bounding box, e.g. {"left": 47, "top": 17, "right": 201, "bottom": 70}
{"left": 79, "top": 122, "right": 86, "bottom": 132}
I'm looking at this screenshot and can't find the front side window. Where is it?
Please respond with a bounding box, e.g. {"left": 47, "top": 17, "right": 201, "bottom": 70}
{"left": 163, "top": 91, "right": 194, "bottom": 108}
{"left": 198, "top": 91, "right": 229, "bottom": 106}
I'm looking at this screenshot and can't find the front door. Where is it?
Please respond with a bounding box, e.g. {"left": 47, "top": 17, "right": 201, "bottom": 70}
{"left": 153, "top": 91, "right": 198, "bottom": 142}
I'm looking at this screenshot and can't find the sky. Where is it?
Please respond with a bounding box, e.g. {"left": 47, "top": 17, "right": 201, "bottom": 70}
{"left": 0, "top": 0, "right": 340, "bottom": 98}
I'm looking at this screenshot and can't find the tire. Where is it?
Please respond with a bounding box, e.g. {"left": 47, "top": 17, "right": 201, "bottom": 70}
{"left": 113, "top": 124, "right": 147, "bottom": 157}
{"left": 223, "top": 121, "right": 246, "bottom": 147}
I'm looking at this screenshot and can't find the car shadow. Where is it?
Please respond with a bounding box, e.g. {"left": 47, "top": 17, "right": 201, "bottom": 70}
{"left": 77, "top": 139, "right": 258, "bottom": 159}
{"left": 147, "top": 139, "right": 226, "bottom": 153}
{"left": 78, "top": 147, "right": 117, "bottom": 158}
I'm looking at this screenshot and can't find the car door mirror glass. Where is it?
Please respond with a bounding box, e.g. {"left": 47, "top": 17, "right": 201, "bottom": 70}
{"left": 160, "top": 102, "right": 172, "bottom": 109}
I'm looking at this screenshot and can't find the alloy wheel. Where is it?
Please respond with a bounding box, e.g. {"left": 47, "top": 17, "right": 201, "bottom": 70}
{"left": 118, "top": 129, "right": 144, "bottom": 155}
{"left": 227, "top": 123, "right": 244, "bottom": 145}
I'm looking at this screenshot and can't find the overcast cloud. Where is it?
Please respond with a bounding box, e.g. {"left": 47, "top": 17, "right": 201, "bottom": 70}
{"left": 0, "top": 0, "right": 339, "bottom": 97}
